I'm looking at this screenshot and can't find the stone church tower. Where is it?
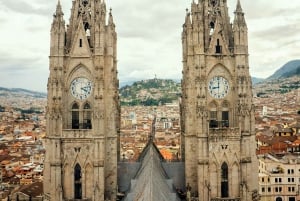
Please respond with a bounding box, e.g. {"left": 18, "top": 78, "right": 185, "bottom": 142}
{"left": 44, "top": 0, "right": 119, "bottom": 200}
{"left": 181, "top": 0, "right": 258, "bottom": 200}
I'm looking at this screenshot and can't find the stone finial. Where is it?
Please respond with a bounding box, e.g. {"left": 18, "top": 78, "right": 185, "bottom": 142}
{"left": 236, "top": 0, "right": 243, "bottom": 12}
{"left": 54, "top": 0, "right": 64, "bottom": 17}
{"left": 108, "top": 8, "right": 114, "bottom": 25}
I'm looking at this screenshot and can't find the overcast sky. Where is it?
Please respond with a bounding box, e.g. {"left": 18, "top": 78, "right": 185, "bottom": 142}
{"left": 0, "top": 0, "right": 299, "bottom": 92}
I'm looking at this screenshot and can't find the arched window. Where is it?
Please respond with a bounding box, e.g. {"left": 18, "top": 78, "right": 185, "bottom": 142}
{"left": 210, "top": 0, "right": 217, "bottom": 7}
{"left": 276, "top": 197, "right": 283, "bottom": 201}
{"left": 79, "top": 39, "right": 82, "bottom": 47}
{"left": 74, "top": 164, "right": 82, "bottom": 199}
{"left": 209, "top": 102, "right": 218, "bottom": 128}
{"left": 210, "top": 22, "right": 215, "bottom": 35}
{"left": 222, "top": 101, "right": 229, "bottom": 127}
{"left": 83, "top": 103, "right": 92, "bottom": 129}
{"left": 70, "top": 102, "right": 92, "bottom": 130}
{"left": 221, "top": 162, "right": 229, "bottom": 197}
{"left": 82, "top": 0, "right": 88, "bottom": 7}
{"left": 84, "top": 22, "right": 91, "bottom": 47}
{"left": 84, "top": 23, "right": 90, "bottom": 32}
{"left": 72, "top": 103, "right": 80, "bottom": 129}
{"left": 216, "top": 39, "right": 222, "bottom": 54}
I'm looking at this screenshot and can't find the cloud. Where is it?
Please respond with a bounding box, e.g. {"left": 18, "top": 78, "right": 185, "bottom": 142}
{"left": 112, "top": 1, "right": 186, "bottom": 40}
{"left": 57, "top": 0, "right": 300, "bottom": 81}
{"left": 242, "top": 0, "right": 300, "bottom": 78}
{"left": 0, "top": 0, "right": 52, "bottom": 16}
{"left": 253, "top": 23, "right": 300, "bottom": 41}
{"left": 0, "top": 16, "right": 6, "bottom": 24}
{"left": 0, "top": 0, "right": 300, "bottom": 91}
{"left": 0, "top": 53, "right": 42, "bottom": 74}
{"left": 241, "top": 0, "right": 300, "bottom": 20}
{"left": 106, "top": 0, "right": 188, "bottom": 82}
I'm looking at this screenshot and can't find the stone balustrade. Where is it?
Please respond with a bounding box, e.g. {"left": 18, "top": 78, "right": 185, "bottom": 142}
{"left": 211, "top": 198, "right": 241, "bottom": 201}
{"left": 209, "top": 127, "right": 241, "bottom": 140}
{"left": 62, "top": 129, "right": 94, "bottom": 138}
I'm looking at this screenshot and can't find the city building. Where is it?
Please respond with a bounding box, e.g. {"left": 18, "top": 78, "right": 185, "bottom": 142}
{"left": 259, "top": 154, "right": 300, "bottom": 201}
{"left": 181, "top": 0, "right": 258, "bottom": 200}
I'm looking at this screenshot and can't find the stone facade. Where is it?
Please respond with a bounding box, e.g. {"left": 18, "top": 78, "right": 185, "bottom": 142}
{"left": 181, "top": 0, "right": 258, "bottom": 200}
{"left": 44, "top": 0, "right": 119, "bottom": 200}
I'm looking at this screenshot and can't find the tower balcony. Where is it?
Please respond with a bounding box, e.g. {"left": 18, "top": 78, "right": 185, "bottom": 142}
{"left": 209, "top": 127, "right": 241, "bottom": 140}
{"left": 43, "top": 194, "right": 93, "bottom": 201}
{"left": 62, "top": 129, "right": 94, "bottom": 139}
{"left": 211, "top": 198, "right": 241, "bottom": 201}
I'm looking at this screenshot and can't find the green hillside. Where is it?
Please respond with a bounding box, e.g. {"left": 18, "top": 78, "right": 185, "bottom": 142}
{"left": 120, "top": 79, "right": 181, "bottom": 106}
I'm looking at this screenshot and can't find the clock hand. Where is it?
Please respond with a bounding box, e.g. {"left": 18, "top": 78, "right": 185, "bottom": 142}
{"left": 82, "top": 86, "right": 91, "bottom": 92}
{"left": 81, "top": 87, "right": 88, "bottom": 92}
{"left": 213, "top": 81, "right": 220, "bottom": 89}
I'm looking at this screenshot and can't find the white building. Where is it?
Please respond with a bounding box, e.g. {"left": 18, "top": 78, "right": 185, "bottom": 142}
{"left": 259, "top": 154, "right": 300, "bottom": 201}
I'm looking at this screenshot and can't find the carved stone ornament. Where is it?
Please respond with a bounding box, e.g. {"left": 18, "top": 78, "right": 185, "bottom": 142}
{"left": 196, "top": 106, "right": 208, "bottom": 118}
{"left": 240, "top": 157, "right": 251, "bottom": 163}
{"left": 95, "top": 95, "right": 103, "bottom": 100}
{"left": 94, "top": 110, "right": 104, "bottom": 119}
{"left": 198, "top": 159, "right": 209, "bottom": 165}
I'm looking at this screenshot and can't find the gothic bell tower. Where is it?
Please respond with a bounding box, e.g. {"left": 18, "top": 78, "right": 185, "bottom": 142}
{"left": 44, "top": 0, "right": 119, "bottom": 200}
{"left": 181, "top": 0, "right": 258, "bottom": 200}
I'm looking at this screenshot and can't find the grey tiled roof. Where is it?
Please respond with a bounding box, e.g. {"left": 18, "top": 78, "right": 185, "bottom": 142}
{"left": 124, "top": 142, "right": 180, "bottom": 201}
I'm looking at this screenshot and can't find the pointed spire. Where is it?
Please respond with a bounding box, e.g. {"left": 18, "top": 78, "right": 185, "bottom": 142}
{"left": 51, "top": 0, "right": 65, "bottom": 32}
{"left": 233, "top": 0, "right": 248, "bottom": 49}
{"left": 233, "top": 0, "right": 246, "bottom": 27}
{"left": 236, "top": 0, "right": 243, "bottom": 13}
{"left": 108, "top": 8, "right": 114, "bottom": 25}
{"left": 185, "top": 9, "right": 192, "bottom": 28}
{"left": 55, "top": 0, "right": 64, "bottom": 17}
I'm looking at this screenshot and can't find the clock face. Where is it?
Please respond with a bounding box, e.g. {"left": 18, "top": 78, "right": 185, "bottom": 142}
{"left": 208, "top": 76, "right": 229, "bottom": 99}
{"left": 70, "top": 77, "right": 92, "bottom": 100}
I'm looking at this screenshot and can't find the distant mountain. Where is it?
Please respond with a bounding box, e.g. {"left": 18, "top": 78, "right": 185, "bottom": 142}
{"left": 119, "top": 79, "right": 181, "bottom": 106}
{"left": 252, "top": 77, "right": 265, "bottom": 85}
{"left": 119, "top": 80, "right": 138, "bottom": 88}
{"left": 268, "top": 60, "right": 300, "bottom": 80}
{"left": 0, "top": 87, "right": 47, "bottom": 99}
